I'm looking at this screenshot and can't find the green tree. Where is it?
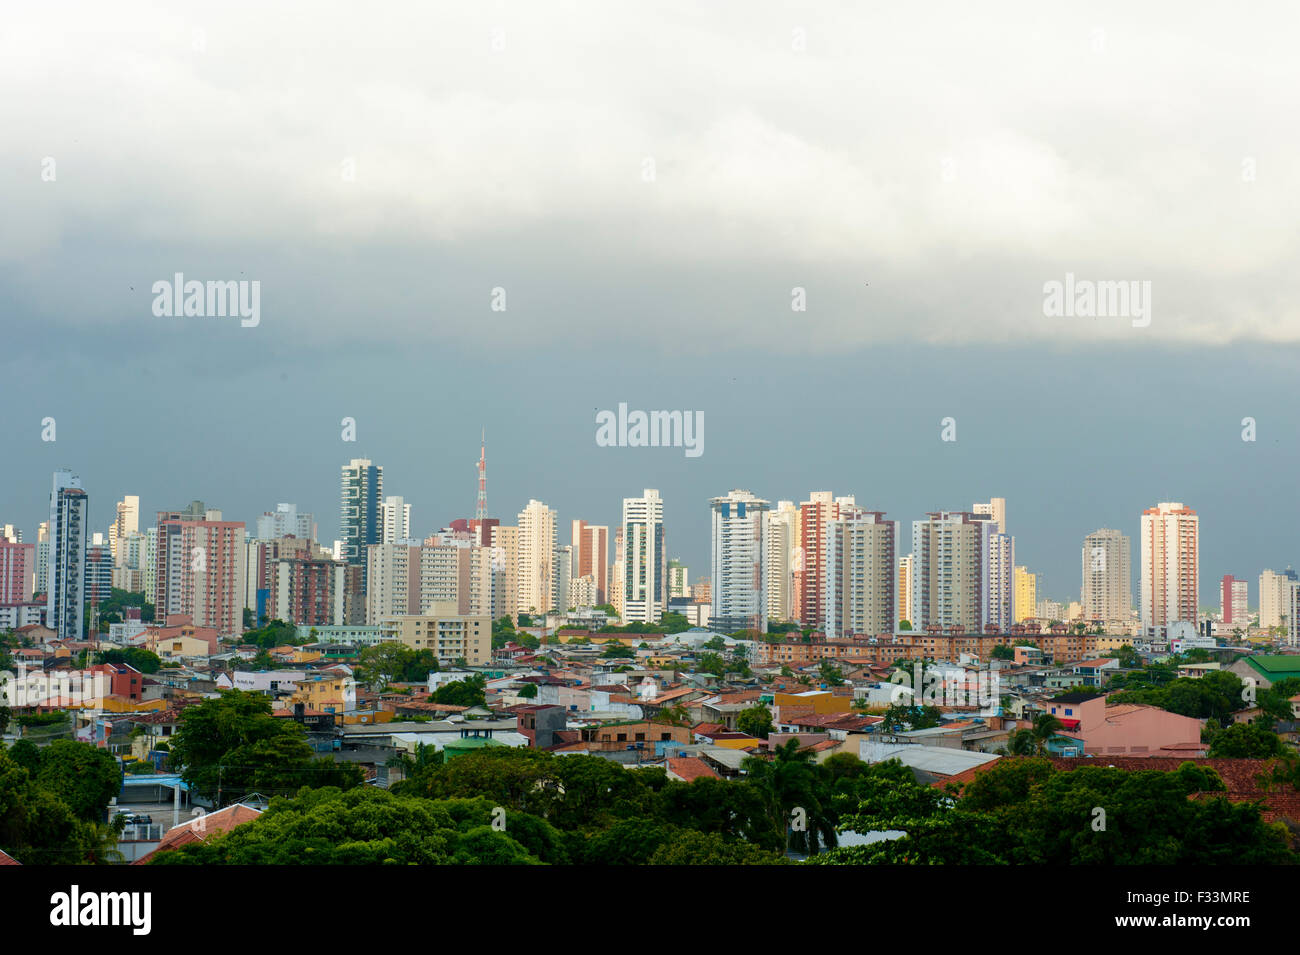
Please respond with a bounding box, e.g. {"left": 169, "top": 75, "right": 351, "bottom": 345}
{"left": 33, "top": 740, "right": 121, "bottom": 821}
{"left": 93, "top": 647, "right": 162, "bottom": 674}
{"left": 736, "top": 704, "right": 774, "bottom": 740}
{"left": 517, "top": 683, "right": 538, "bottom": 699}
{"left": 1206, "top": 721, "right": 1286, "bottom": 758}
{"left": 741, "top": 740, "right": 837, "bottom": 855}
{"left": 430, "top": 674, "right": 487, "bottom": 708}
{"left": 168, "top": 691, "right": 361, "bottom": 806}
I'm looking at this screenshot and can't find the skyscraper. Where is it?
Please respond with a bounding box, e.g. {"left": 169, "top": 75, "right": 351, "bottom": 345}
{"left": 155, "top": 506, "right": 246, "bottom": 637}
{"left": 622, "top": 489, "right": 666, "bottom": 624}
{"left": 1014, "top": 565, "right": 1037, "bottom": 623}
{"left": 47, "top": 469, "right": 88, "bottom": 641}
{"left": 1220, "top": 575, "right": 1248, "bottom": 625}
{"left": 797, "top": 492, "right": 851, "bottom": 627}
{"left": 1082, "top": 528, "right": 1132, "bottom": 624}
{"left": 823, "top": 510, "right": 897, "bottom": 638}
{"left": 1259, "top": 568, "right": 1298, "bottom": 630}
{"left": 1139, "top": 503, "right": 1198, "bottom": 628}
{"left": 764, "top": 501, "right": 798, "bottom": 624}
{"left": 109, "top": 495, "right": 139, "bottom": 565}
{"left": 709, "top": 489, "right": 770, "bottom": 634}
{"left": 517, "top": 500, "right": 557, "bottom": 615}
{"left": 985, "top": 530, "right": 1015, "bottom": 630}
{"left": 341, "top": 459, "right": 383, "bottom": 594}
{"left": 910, "top": 511, "right": 993, "bottom": 632}
{"left": 897, "top": 554, "right": 913, "bottom": 626}
{"left": 570, "top": 520, "right": 609, "bottom": 605}
{"left": 256, "top": 503, "right": 316, "bottom": 542}
{"left": 381, "top": 496, "right": 412, "bottom": 544}
{"left": 972, "top": 497, "right": 1007, "bottom": 535}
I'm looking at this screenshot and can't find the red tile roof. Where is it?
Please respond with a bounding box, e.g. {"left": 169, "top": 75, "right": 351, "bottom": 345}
{"left": 132, "top": 804, "right": 263, "bottom": 864}
{"left": 0, "top": 849, "right": 19, "bottom": 865}
{"left": 666, "top": 757, "right": 722, "bottom": 782}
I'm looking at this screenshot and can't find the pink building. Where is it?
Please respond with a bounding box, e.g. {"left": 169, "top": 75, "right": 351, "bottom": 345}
{"left": 1221, "top": 575, "right": 1248, "bottom": 625}
{"left": 0, "top": 541, "right": 34, "bottom": 604}
{"left": 1047, "top": 693, "right": 1204, "bottom": 756}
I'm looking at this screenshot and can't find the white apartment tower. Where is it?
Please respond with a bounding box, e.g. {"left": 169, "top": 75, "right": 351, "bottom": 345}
{"left": 764, "top": 501, "right": 798, "bottom": 624}
{"left": 381, "top": 496, "right": 413, "bottom": 544}
{"left": 709, "top": 490, "right": 770, "bottom": 634}
{"left": 1139, "top": 502, "right": 1199, "bottom": 628}
{"left": 622, "top": 489, "right": 666, "bottom": 624}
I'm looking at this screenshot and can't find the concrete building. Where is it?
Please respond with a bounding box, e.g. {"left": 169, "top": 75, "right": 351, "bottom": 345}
{"left": 797, "top": 492, "right": 853, "bottom": 627}
{"left": 515, "top": 500, "right": 557, "bottom": 616}
{"left": 985, "top": 530, "right": 1015, "bottom": 631}
{"left": 897, "top": 554, "right": 913, "bottom": 626}
{"left": 1139, "top": 503, "right": 1198, "bottom": 628}
{"left": 709, "top": 490, "right": 769, "bottom": 634}
{"left": 570, "top": 520, "right": 609, "bottom": 605}
{"left": 155, "top": 508, "right": 246, "bottom": 638}
{"left": 972, "top": 497, "right": 1006, "bottom": 535}
{"left": 622, "top": 489, "right": 666, "bottom": 624}
{"left": 1014, "top": 566, "right": 1036, "bottom": 623}
{"left": 822, "top": 511, "right": 897, "bottom": 638}
{"left": 109, "top": 495, "right": 139, "bottom": 565}
{"left": 910, "top": 511, "right": 993, "bottom": 632}
{"left": 0, "top": 540, "right": 34, "bottom": 604}
{"left": 764, "top": 500, "right": 798, "bottom": 624}
{"left": 256, "top": 503, "right": 316, "bottom": 543}
{"left": 380, "top": 602, "right": 491, "bottom": 666}
{"left": 1220, "top": 574, "right": 1248, "bottom": 626}
{"left": 340, "top": 459, "right": 383, "bottom": 595}
{"left": 1258, "top": 568, "right": 1298, "bottom": 630}
{"left": 1082, "top": 528, "right": 1132, "bottom": 624}
{"left": 380, "top": 496, "right": 412, "bottom": 545}
{"left": 47, "top": 470, "right": 88, "bottom": 641}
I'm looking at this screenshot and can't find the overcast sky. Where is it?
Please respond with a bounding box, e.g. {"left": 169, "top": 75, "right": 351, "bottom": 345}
{"left": 4, "top": 2, "right": 1299, "bottom": 603}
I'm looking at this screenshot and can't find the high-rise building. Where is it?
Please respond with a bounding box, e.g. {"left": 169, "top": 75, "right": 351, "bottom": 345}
{"left": 1139, "top": 503, "right": 1199, "bottom": 628}
{"left": 709, "top": 490, "right": 770, "bottom": 634}
{"left": 764, "top": 501, "right": 798, "bottom": 624}
{"left": 341, "top": 459, "right": 383, "bottom": 594}
{"left": 109, "top": 495, "right": 140, "bottom": 565}
{"left": 0, "top": 540, "right": 34, "bottom": 604}
{"left": 155, "top": 507, "right": 246, "bottom": 637}
{"left": 668, "top": 559, "right": 690, "bottom": 599}
{"left": 490, "top": 525, "right": 520, "bottom": 621}
{"left": 35, "top": 521, "right": 49, "bottom": 596}
{"left": 972, "top": 497, "right": 1007, "bottom": 535}
{"left": 1259, "top": 568, "right": 1298, "bottom": 630}
{"left": 570, "top": 520, "right": 609, "bottom": 605}
{"left": 823, "top": 511, "right": 897, "bottom": 638}
{"left": 622, "top": 489, "right": 666, "bottom": 624}
{"left": 47, "top": 470, "right": 88, "bottom": 641}
{"left": 517, "top": 500, "right": 557, "bottom": 615}
{"left": 256, "top": 503, "right": 316, "bottom": 542}
{"left": 897, "top": 554, "right": 913, "bottom": 626}
{"left": 797, "top": 492, "right": 852, "bottom": 627}
{"left": 381, "top": 496, "right": 412, "bottom": 544}
{"left": 553, "top": 545, "right": 573, "bottom": 612}
{"left": 0, "top": 525, "right": 21, "bottom": 543}
{"left": 1014, "top": 565, "right": 1037, "bottom": 623}
{"left": 84, "top": 539, "right": 113, "bottom": 634}
{"left": 1082, "top": 528, "right": 1132, "bottom": 624}
{"left": 910, "top": 511, "right": 994, "bottom": 632}
{"left": 1220, "top": 575, "right": 1248, "bottom": 625}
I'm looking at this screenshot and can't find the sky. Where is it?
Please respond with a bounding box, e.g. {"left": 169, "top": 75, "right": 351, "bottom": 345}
{"left": 3, "top": 1, "right": 1300, "bottom": 604}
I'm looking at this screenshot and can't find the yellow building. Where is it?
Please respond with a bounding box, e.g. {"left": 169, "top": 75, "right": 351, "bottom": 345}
{"left": 285, "top": 674, "right": 356, "bottom": 713}
{"left": 380, "top": 602, "right": 490, "bottom": 666}
{"left": 772, "top": 690, "right": 851, "bottom": 715}
{"left": 1093, "top": 635, "right": 1134, "bottom": 652}
{"left": 1014, "top": 566, "right": 1037, "bottom": 623}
